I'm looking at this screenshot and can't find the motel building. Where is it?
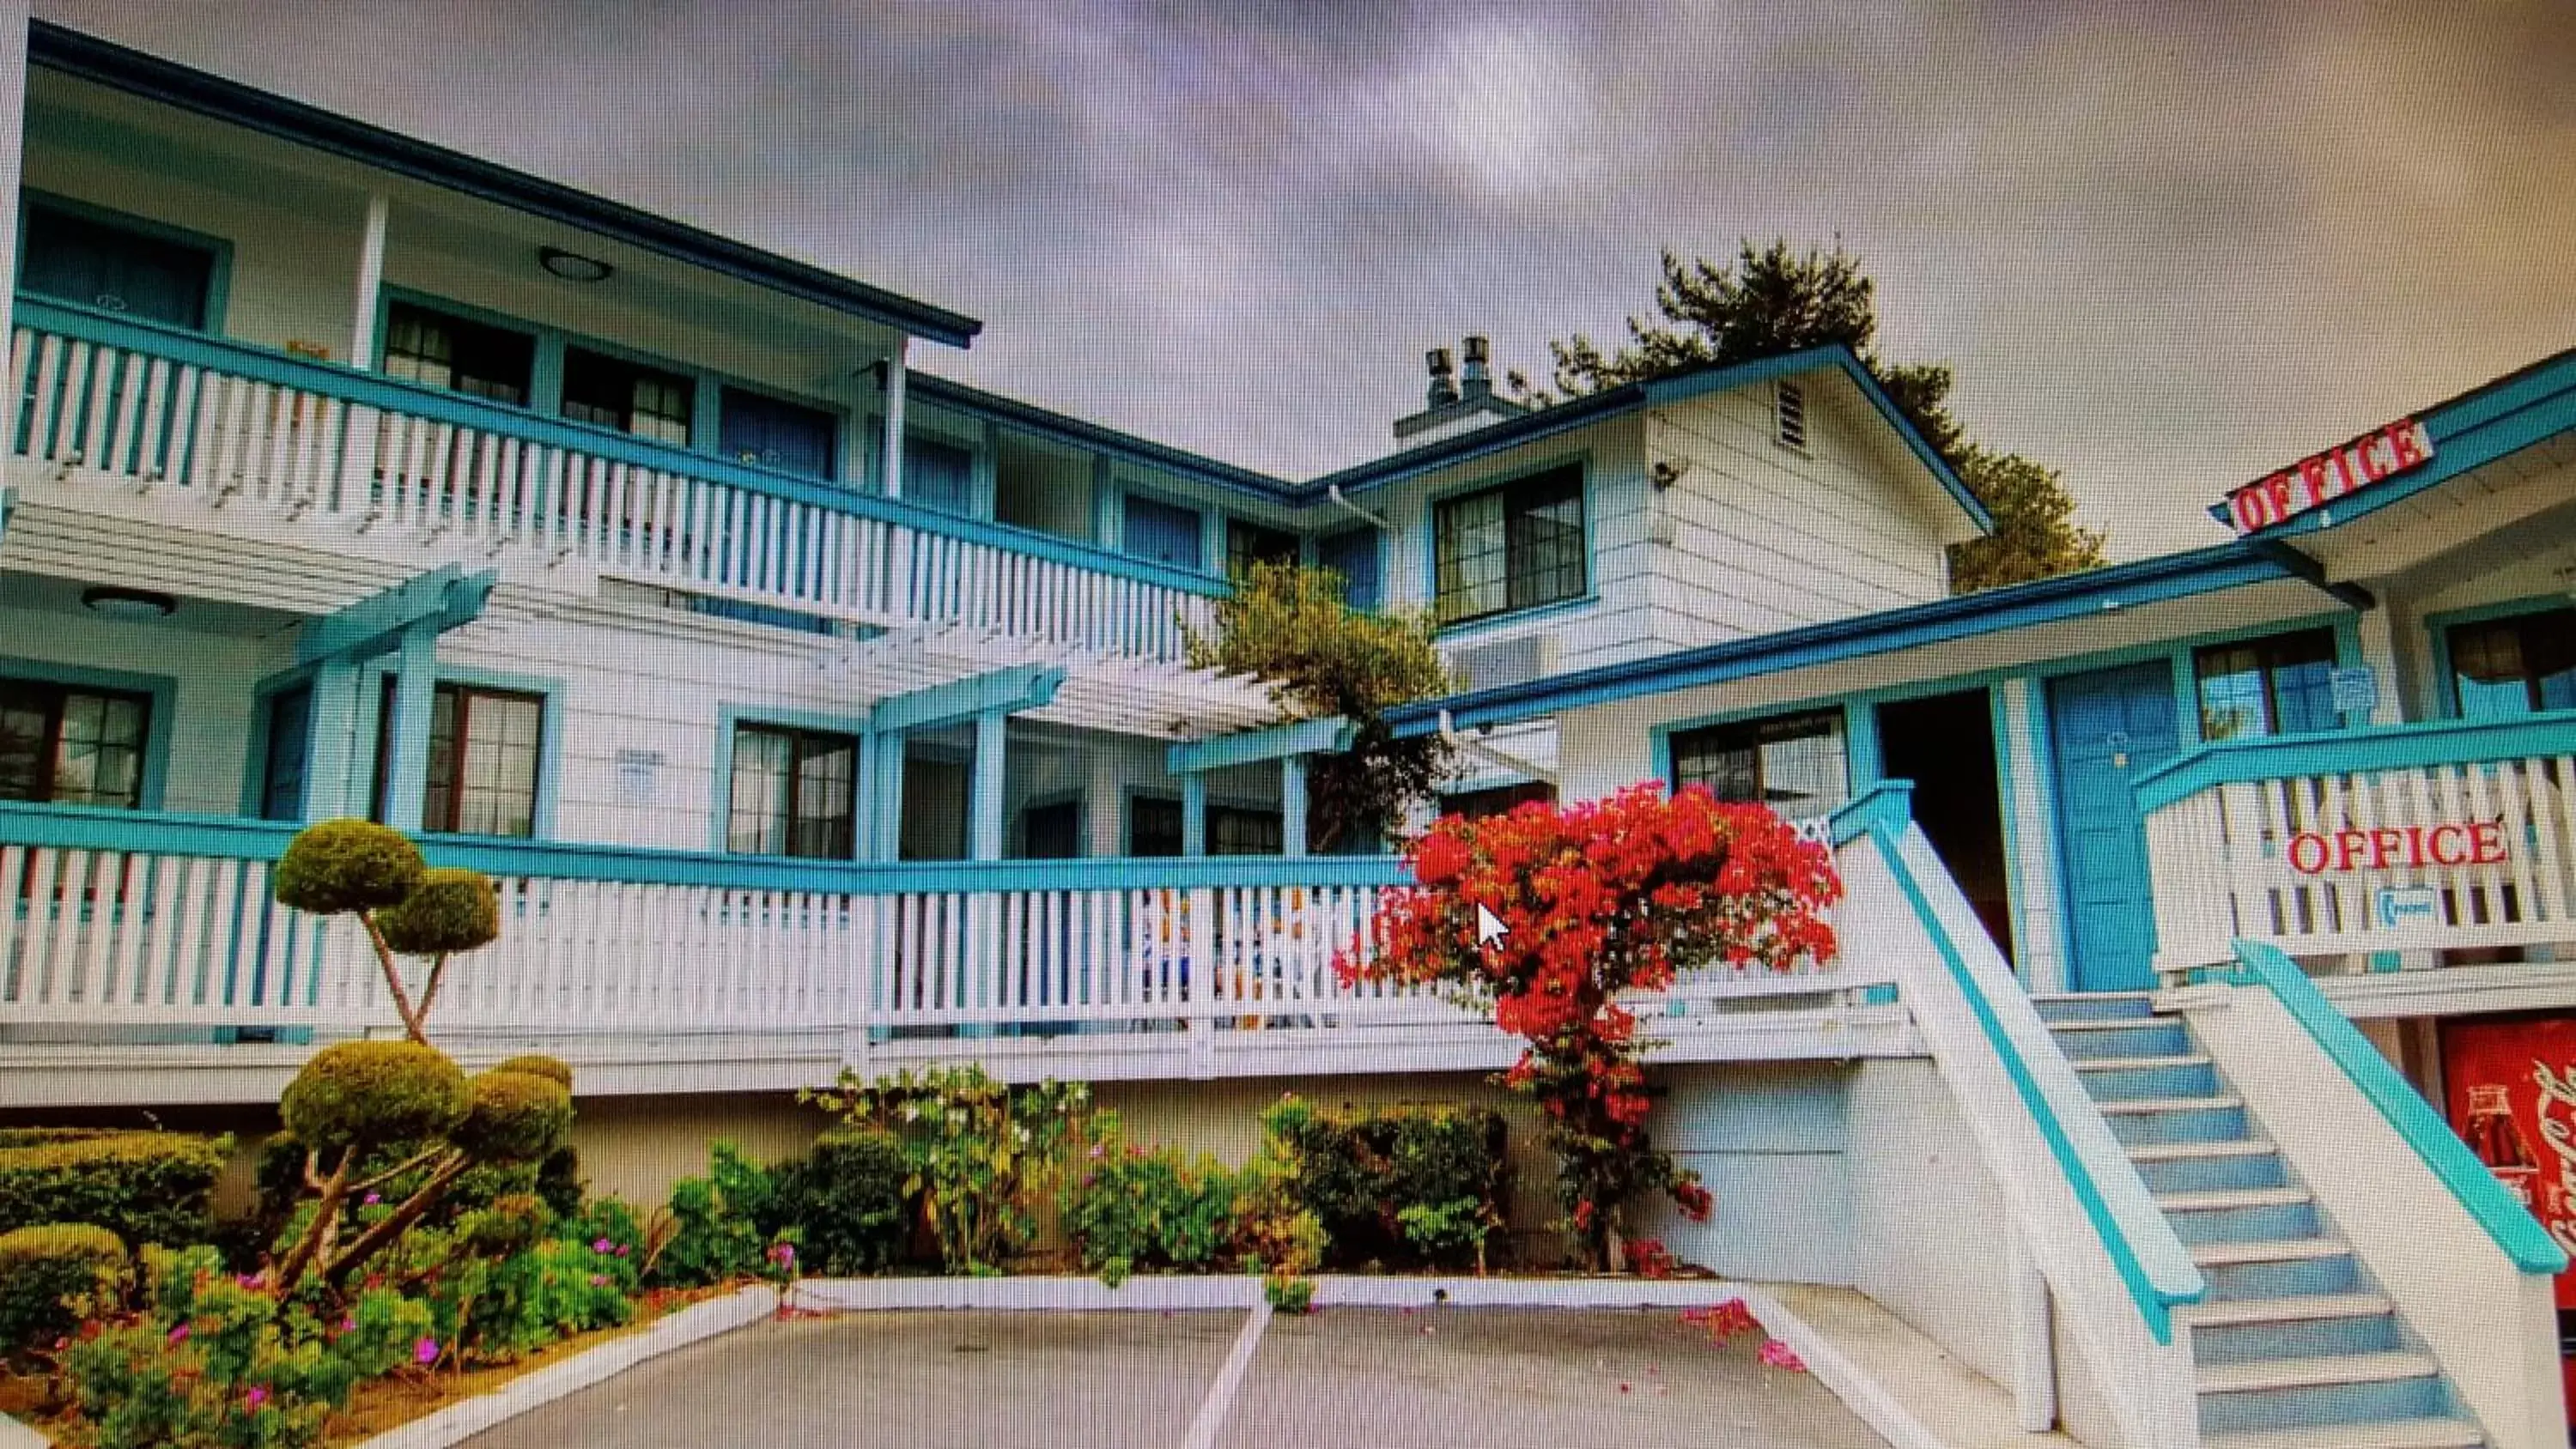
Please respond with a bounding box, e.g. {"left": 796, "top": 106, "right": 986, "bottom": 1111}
{"left": 4, "top": 18, "right": 2576, "bottom": 1449}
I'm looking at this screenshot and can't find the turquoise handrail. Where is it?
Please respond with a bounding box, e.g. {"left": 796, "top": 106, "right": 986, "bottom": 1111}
{"left": 2133, "top": 712, "right": 2576, "bottom": 815}
{"left": 2220, "top": 939, "right": 2569, "bottom": 1276}
{"left": 14, "top": 295, "right": 1233, "bottom": 601}
{"left": 1872, "top": 822, "right": 2206, "bottom": 1343}
{"left": 1827, "top": 779, "right": 1915, "bottom": 846}
{"left": 0, "top": 800, "right": 1406, "bottom": 894}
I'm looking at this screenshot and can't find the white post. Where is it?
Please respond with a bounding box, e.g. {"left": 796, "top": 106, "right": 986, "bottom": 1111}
{"left": 0, "top": 0, "right": 30, "bottom": 355}
{"left": 2007, "top": 1230, "right": 2058, "bottom": 1432}
{"left": 880, "top": 340, "right": 908, "bottom": 500}
{"left": 349, "top": 193, "right": 390, "bottom": 368}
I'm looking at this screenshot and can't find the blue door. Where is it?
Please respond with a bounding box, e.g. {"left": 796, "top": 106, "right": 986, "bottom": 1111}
{"left": 2047, "top": 662, "right": 2183, "bottom": 992}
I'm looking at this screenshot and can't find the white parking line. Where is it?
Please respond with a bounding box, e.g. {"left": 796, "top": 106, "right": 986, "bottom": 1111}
{"left": 1178, "top": 1300, "right": 1273, "bottom": 1449}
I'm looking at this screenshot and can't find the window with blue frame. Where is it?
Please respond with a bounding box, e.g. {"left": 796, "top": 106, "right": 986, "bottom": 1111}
{"left": 1225, "top": 519, "right": 1299, "bottom": 580}
{"left": 382, "top": 303, "right": 534, "bottom": 406}
{"left": 2193, "top": 628, "right": 2342, "bottom": 740}
{"left": 562, "top": 347, "right": 693, "bottom": 446}
{"left": 1433, "top": 465, "right": 1584, "bottom": 626}
{"left": 372, "top": 681, "right": 544, "bottom": 837}
{"left": 0, "top": 678, "right": 150, "bottom": 809}
{"left": 1670, "top": 709, "right": 1848, "bottom": 812}
{"left": 2448, "top": 609, "right": 2576, "bottom": 718}
{"left": 904, "top": 435, "right": 978, "bottom": 514}
{"left": 21, "top": 204, "right": 215, "bottom": 330}
{"left": 1315, "top": 527, "right": 1382, "bottom": 612}
{"left": 726, "top": 723, "right": 858, "bottom": 858}
{"left": 1124, "top": 495, "right": 1203, "bottom": 571}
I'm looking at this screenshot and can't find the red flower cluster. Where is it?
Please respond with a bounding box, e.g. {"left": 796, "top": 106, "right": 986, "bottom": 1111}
{"left": 1680, "top": 1298, "right": 1761, "bottom": 1343}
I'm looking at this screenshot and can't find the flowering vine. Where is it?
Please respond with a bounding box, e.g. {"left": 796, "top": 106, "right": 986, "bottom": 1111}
{"left": 1339, "top": 784, "right": 1839, "bottom": 1270}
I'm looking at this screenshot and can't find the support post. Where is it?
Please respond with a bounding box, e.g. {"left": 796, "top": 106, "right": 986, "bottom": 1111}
{"left": 1182, "top": 773, "right": 1207, "bottom": 858}
{"left": 2007, "top": 1231, "right": 2058, "bottom": 1432}
{"left": 349, "top": 193, "right": 390, "bottom": 368}
{"left": 301, "top": 658, "right": 362, "bottom": 821}
{"left": 881, "top": 341, "right": 908, "bottom": 500}
{"left": 969, "top": 706, "right": 1007, "bottom": 862}
{"left": 875, "top": 732, "right": 907, "bottom": 861}
{"left": 852, "top": 729, "right": 877, "bottom": 861}
{"left": 380, "top": 621, "right": 439, "bottom": 831}
{"left": 1280, "top": 755, "right": 1308, "bottom": 858}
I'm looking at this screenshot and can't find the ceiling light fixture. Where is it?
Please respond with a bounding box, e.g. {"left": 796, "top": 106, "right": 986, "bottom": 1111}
{"left": 538, "top": 246, "right": 614, "bottom": 283}
{"left": 82, "top": 586, "right": 176, "bottom": 620}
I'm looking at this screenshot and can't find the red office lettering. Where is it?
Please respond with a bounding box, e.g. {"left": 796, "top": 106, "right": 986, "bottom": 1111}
{"left": 2266, "top": 472, "right": 2295, "bottom": 519}
{"left": 2231, "top": 488, "right": 2270, "bottom": 533}
{"left": 2359, "top": 434, "right": 2392, "bottom": 482}
{"left": 2330, "top": 445, "right": 2360, "bottom": 499}
{"left": 2389, "top": 421, "right": 2427, "bottom": 470}
{"left": 2369, "top": 828, "right": 2403, "bottom": 870}
{"left": 2404, "top": 825, "right": 2428, "bottom": 867}
{"left": 2335, "top": 830, "right": 2370, "bottom": 870}
{"left": 2472, "top": 820, "right": 2509, "bottom": 864}
{"left": 2299, "top": 456, "right": 2332, "bottom": 506}
{"left": 2429, "top": 824, "right": 2470, "bottom": 866}
{"left": 2287, "top": 833, "right": 2330, "bottom": 874}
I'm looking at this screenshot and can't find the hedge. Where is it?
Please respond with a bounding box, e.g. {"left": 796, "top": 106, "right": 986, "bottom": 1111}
{"left": 0, "top": 1223, "right": 128, "bottom": 1355}
{"left": 1262, "top": 1100, "right": 1509, "bottom": 1270}
{"left": 0, "top": 1131, "right": 229, "bottom": 1249}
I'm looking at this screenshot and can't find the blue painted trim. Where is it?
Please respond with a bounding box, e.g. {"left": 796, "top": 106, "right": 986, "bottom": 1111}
{"left": 2131, "top": 712, "right": 2576, "bottom": 815}
{"left": 2228, "top": 939, "right": 2569, "bottom": 1275}
{"left": 1987, "top": 685, "right": 2030, "bottom": 980}
{"left": 900, "top": 370, "right": 1296, "bottom": 504}
{"left": 0, "top": 654, "right": 178, "bottom": 812}
{"left": 240, "top": 664, "right": 318, "bottom": 818}
{"left": 1118, "top": 487, "right": 1209, "bottom": 574}
{"left": 2421, "top": 594, "right": 2576, "bottom": 720}
{"left": 296, "top": 565, "right": 495, "bottom": 664}
{"left": 709, "top": 705, "right": 871, "bottom": 856}
{"left": 870, "top": 665, "right": 1065, "bottom": 736}
{"left": 1826, "top": 780, "right": 1912, "bottom": 845}
{"left": 1168, "top": 717, "right": 1353, "bottom": 774}
{"left": 1388, "top": 543, "right": 2300, "bottom": 736}
{"left": 1422, "top": 452, "right": 1593, "bottom": 632}
{"left": 353, "top": 659, "right": 567, "bottom": 840}
{"left": 17, "top": 297, "right": 1226, "bottom": 599}
{"left": 20, "top": 187, "right": 235, "bottom": 335}
{"left": 23, "top": 22, "right": 981, "bottom": 347}
{"left": 1873, "top": 823, "right": 2205, "bottom": 1340}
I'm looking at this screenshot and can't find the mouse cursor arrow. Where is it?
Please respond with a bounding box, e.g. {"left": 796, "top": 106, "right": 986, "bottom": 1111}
{"left": 1475, "top": 904, "right": 1510, "bottom": 947}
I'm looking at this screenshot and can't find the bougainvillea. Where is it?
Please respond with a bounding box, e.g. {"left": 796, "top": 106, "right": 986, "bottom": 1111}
{"left": 1339, "top": 784, "right": 1839, "bottom": 1270}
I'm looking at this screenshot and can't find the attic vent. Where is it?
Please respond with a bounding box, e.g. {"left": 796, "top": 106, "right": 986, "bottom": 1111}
{"left": 1774, "top": 379, "right": 1809, "bottom": 453}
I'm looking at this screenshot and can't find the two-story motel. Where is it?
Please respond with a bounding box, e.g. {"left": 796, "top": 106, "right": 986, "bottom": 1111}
{"left": 3, "top": 18, "right": 2575, "bottom": 1449}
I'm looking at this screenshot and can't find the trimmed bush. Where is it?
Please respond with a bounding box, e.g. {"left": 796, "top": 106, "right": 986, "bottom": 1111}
{"left": 374, "top": 866, "right": 500, "bottom": 955}
{"left": 773, "top": 1129, "right": 909, "bottom": 1275}
{"left": 0, "top": 1223, "right": 129, "bottom": 1355}
{"left": 1261, "top": 1099, "right": 1508, "bottom": 1270}
{"left": 493, "top": 1054, "right": 575, "bottom": 1088}
{"left": 270, "top": 818, "right": 424, "bottom": 916}
{"left": 0, "top": 1127, "right": 125, "bottom": 1149}
{"left": 1060, "top": 1132, "right": 1237, "bottom": 1277}
{"left": 533, "top": 1144, "right": 584, "bottom": 1217}
{"left": 0, "top": 1131, "right": 228, "bottom": 1248}
{"left": 278, "top": 1040, "right": 470, "bottom": 1156}
{"left": 453, "top": 1070, "right": 574, "bottom": 1163}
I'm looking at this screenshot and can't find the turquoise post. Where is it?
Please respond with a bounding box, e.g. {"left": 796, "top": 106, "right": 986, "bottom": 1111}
{"left": 1182, "top": 773, "right": 1207, "bottom": 857}
{"left": 969, "top": 707, "right": 1006, "bottom": 862}
{"left": 301, "top": 658, "right": 361, "bottom": 820}
{"left": 380, "top": 621, "right": 438, "bottom": 829}
{"left": 1281, "top": 755, "right": 1308, "bottom": 858}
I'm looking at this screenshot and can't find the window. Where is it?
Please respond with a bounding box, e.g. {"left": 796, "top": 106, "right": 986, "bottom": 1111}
{"left": 382, "top": 303, "right": 534, "bottom": 406}
{"left": 720, "top": 388, "right": 837, "bottom": 479}
{"left": 1432, "top": 465, "right": 1585, "bottom": 625}
{"left": 1210, "top": 804, "right": 1284, "bottom": 856}
{"left": 2194, "top": 628, "right": 2340, "bottom": 741}
{"left": 1671, "top": 709, "right": 1849, "bottom": 813}
{"left": 1774, "top": 379, "right": 1809, "bottom": 452}
{"left": 375, "top": 681, "right": 544, "bottom": 837}
{"left": 2449, "top": 608, "right": 2576, "bottom": 718}
{"left": 0, "top": 679, "right": 150, "bottom": 809}
{"left": 727, "top": 724, "right": 858, "bottom": 858}
{"left": 1226, "top": 519, "right": 1300, "bottom": 580}
{"left": 1020, "top": 800, "right": 1082, "bottom": 859}
{"left": 1130, "top": 795, "right": 1184, "bottom": 857}
{"left": 1125, "top": 495, "right": 1203, "bottom": 570}
{"left": 903, "top": 435, "right": 977, "bottom": 514}
{"left": 562, "top": 348, "right": 694, "bottom": 446}
{"left": 1441, "top": 781, "right": 1556, "bottom": 821}
{"left": 21, "top": 205, "right": 216, "bottom": 330}
{"left": 1315, "top": 527, "right": 1382, "bottom": 612}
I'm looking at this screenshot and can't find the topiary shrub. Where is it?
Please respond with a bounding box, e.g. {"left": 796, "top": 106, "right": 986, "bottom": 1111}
{"left": 772, "top": 1129, "right": 909, "bottom": 1275}
{"left": 0, "top": 1127, "right": 125, "bottom": 1149}
{"left": 374, "top": 868, "right": 500, "bottom": 957}
{"left": 279, "top": 1040, "right": 470, "bottom": 1156}
{"left": 0, "top": 1131, "right": 228, "bottom": 1249}
{"left": 0, "top": 1223, "right": 128, "bottom": 1355}
{"left": 1259, "top": 1098, "right": 1509, "bottom": 1270}
{"left": 533, "top": 1145, "right": 584, "bottom": 1218}
{"left": 453, "top": 1070, "right": 574, "bottom": 1164}
{"left": 270, "top": 819, "right": 424, "bottom": 916}
{"left": 492, "top": 1054, "right": 574, "bottom": 1089}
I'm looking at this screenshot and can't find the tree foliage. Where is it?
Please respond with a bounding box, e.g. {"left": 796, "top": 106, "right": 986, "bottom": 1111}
{"left": 1532, "top": 239, "right": 2105, "bottom": 592}
{"left": 1184, "top": 560, "right": 1455, "bottom": 852}
{"left": 272, "top": 820, "right": 501, "bottom": 1045}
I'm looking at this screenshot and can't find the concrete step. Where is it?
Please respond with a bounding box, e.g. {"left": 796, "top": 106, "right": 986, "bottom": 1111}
{"left": 2180, "top": 1293, "right": 2391, "bottom": 1327}
{"left": 2072, "top": 1053, "right": 2210, "bottom": 1072}
{"left": 2202, "top": 1417, "right": 2483, "bottom": 1449}
{"left": 2100, "top": 1094, "right": 2251, "bottom": 1146}
{"left": 2099, "top": 1094, "right": 2244, "bottom": 1114}
{"left": 2070, "top": 1056, "right": 2222, "bottom": 1101}
{"left": 2031, "top": 991, "right": 2160, "bottom": 1023}
{"left": 2190, "top": 1238, "right": 2349, "bottom": 1268}
{"left": 2128, "top": 1137, "right": 2276, "bottom": 1162}
{"left": 2156, "top": 1186, "right": 2312, "bottom": 1214}
{"left": 2047, "top": 1017, "right": 2192, "bottom": 1059}
{"left": 2197, "top": 1350, "right": 2441, "bottom": 1396}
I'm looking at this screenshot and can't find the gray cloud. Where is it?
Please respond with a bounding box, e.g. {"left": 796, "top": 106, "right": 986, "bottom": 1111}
{"left": 37, "top": 0, "right": 2576, "bottom": 555}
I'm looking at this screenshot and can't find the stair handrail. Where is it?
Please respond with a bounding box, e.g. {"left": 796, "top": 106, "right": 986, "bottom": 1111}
{"left": 2215, "top": 939, "right": 2568, "bottom": 1276}
{"left": 2131, "top": 711, "right": 2576, "bottom": 815}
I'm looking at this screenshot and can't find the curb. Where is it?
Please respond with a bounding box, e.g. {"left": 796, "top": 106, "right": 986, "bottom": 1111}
{"left": 1728, "top": 1286, "right": 1949, "bottom": 1449}
{"left": 0, "top": 1413, "right": 46, "bottom": 1449}
{"left": 792, "top": 1274, "right": 1262, "bottom": 1313}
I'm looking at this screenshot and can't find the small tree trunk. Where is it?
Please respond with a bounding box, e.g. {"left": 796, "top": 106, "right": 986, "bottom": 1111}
{"left": 264, "top": 1145, "right": 355, "bottom": 1295}
{"left": 325, "top": 1149, "right": 471, "bottom": 1285}
{"left": 360, "top": 912, "right": 429, "bottom": 1045}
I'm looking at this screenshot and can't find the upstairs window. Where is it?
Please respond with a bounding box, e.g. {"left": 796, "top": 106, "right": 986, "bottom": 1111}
{"left": 21, "top": 204, "right": 215, "bottom": 331}
{"left": 1225, "top": 519, "right": 1300, "bottom": 580}
{"left": 562, "top": 348, "right": 694, "bottom": 446}
{"left": 374, "top": 681, "right": 544, "bottom": 837}
{"left": 0, "top": 679, "right": 150, "bottom": 809}
{"left": 1441, "top": 780, "right": 1556, "bottom": 821}
{"left": 1130, "top": 795, "right": 1184, "bottom": 857}
{"left": 1433, "top": 465, "right": 1584, "bottom": 626}
{"left": 1210, "top": 804, "right": 1284, "bottom": 856}
{"left": 1774, "top": 379, "right": 1810, "bottom": 452}
{"left": 1315, "top": 527, "right": 1382, "bottom": 612}
{"left": 2450, "top": 609, "right": 2576, "bottom": 719}
{"left": 383, "top": 303, "right": 534, "bottom": 406}
{"left": 720, "top": 388, "right": 838, "bottom": 480}
{"left": 727, "top": 723, "right": 858, "bottom": 858}
{"left": 1671, "top": 708, "right": 1848, "bottom": 814}
{"left": 903, "top": 435, "right": 978, "bottom": 515}
{"left": 1124, "top": 495, "right": 1204, "bottom": 571}
{"left": 2195, "top": 628, "right": 2340, "bottom": 741}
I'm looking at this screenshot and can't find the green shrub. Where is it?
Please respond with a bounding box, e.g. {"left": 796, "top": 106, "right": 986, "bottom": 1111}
{"left": 0, "top": 1223, "right": 129, "bottom": 1355}
{"left": 1259, "top": 1098, "right": 1508, "bottom": 1270}
{"left": 772, "top": 1130, "right": 909, "bottom": 1275}
{"left": 0, "top": 1127, "right": 125, "bottom": 1149}
{"left": 452, "top": 1070, "right": 573, "bottom": 1163}
{"left": 270, "top": 818, "right": 424, "bottom": 916}
{"left": 474, "top": 1236, "right": 634, "bottom": 1359}
{"left": 533, "top": 1145, "right": 584, "bottom": 1217}
{"left": 1060, "top": 1125, "right": 1238, "bottom": 1277}
{"left": 800, "top": 1065, "right": 1091, "bottom": 1274}
{"left": 0, "top": 1131, "right": 228, "bottom": 1249}
{"left": 373, "top": 867, "right": 500, "bottom": 955}
{"left": 647, "top": 1142, "right": 778, "bottom": 1288}
{"left": 278, "top": 1040, "right": 470, "bottom": 1157}
{"left": 493, "top": 1055, "right": 575, "bottom": 1089}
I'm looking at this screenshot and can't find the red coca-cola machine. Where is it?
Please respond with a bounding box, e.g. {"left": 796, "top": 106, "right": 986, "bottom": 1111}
{"left": 2441, "top": 1014, "right": 2576, "bottom": 1428}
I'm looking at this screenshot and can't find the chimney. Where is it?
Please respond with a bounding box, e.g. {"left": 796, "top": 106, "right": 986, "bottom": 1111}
{"left": 1425, "top": 347, "right": 1461, "bottom": 408}
{"left": 1461, "top": 335, "right": 1493, "bottom": 400}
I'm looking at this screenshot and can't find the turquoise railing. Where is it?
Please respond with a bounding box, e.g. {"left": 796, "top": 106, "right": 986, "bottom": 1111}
{"left": 2132, "top": 712, "right": 2576, "bottom": 815}
{"left": 2215, "top": 939, "right": 2568, "bottom": 1276}
{"left": 1868, "top": 818, "right": 2206, "bottom": 1343}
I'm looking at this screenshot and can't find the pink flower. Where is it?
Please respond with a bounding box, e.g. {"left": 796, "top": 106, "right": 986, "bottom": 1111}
{"left": 167, "top": 1323, "right": 190, "bottom": 1345}
{"left": 589, "top": 1275, "right": 609, "bottom": 1288}
{"left": 414, "top": 1336, "right": 440, "bottom": 1367}
{"left": 1756, "top": 1339, "right": 1805, "bottom": 1373}
{"left": 337, "top": 1316, "right": 355, "bottom": 1333}
{"left": 592, "top": 1238, "right": 615, "bottom": 1253}
{"left": 616, "top": 1245, "right": 630, "bottom": 1257}
{"left": 244, "top": 1385, "right": 270, "bottom": 1410}
{"left": 362, "top": 1192, "right": 381, "bottom": 1206}
{"left": 235, "top": 1274, "right": 261, "bottom": 1289}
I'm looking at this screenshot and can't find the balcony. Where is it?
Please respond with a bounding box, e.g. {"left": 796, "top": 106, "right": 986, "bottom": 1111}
{"left": 2136, "top": 714, "right": 2576, "bottom": 999}
{"left": 0, "top": 800, "right": 1900, "bottom": 1103}
{"left": 3, "top": 297, "right": 1225, "bottom": 663}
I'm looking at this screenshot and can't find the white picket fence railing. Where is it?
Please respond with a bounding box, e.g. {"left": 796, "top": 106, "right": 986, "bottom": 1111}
{"left": 9, "top": 300, "right": 1220, "bottom": 662}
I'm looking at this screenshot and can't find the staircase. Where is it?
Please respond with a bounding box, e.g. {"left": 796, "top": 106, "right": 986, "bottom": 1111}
{"left": 2036, "top": 992, "right": 2487, "bottom": 1449}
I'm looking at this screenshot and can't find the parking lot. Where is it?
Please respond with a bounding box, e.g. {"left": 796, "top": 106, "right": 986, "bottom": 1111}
{"left": 459, "top": 1305, "right": 1888, "bottom": 1449}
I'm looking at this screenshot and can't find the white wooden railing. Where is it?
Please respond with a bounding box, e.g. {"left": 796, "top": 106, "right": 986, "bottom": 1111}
{"left": 2136, "top": 717, "right": 2576, "bottom": 974}
{"left": 8, "top": 298, "right": 1222, "bottom": 662}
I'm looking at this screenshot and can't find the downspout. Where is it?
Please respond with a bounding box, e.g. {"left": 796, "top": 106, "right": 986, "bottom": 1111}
{"left": 1437, "top": 708, "right": 1558, "bottom": 787}
{"left": 1326, "top": 484, "right": 1389, "bottom": 530}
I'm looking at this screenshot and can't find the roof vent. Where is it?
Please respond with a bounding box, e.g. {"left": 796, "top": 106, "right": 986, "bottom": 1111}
{"left": 1425, "top": 348, "right": 1461, "bottom": 408}
{"left": 1461, "top": 335, "right": 1493, "bottom": 400}
{"left": 1774, "top": 379, "right": 1809, "bottom": 453}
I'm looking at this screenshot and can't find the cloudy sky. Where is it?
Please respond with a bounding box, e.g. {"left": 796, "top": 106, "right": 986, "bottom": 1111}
{"left": 43, "top": 0, "right": 2576, "bottom": 555}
